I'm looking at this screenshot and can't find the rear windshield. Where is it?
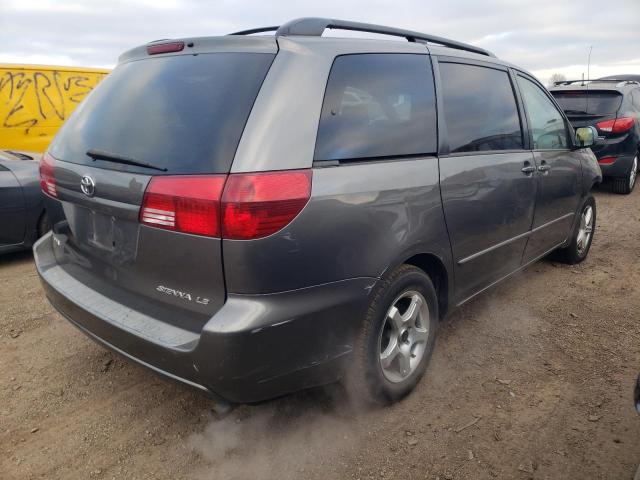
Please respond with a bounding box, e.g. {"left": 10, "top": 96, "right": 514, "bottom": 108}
{"left": 49, "top": 53, "right": 274, "bottom": 174}
{"left": 551, "top": 90, "right": 622, "bottom": 116}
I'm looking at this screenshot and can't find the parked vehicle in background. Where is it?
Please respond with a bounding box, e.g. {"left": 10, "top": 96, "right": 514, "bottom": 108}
{"left": 0, "top": 64, "right": 109, "bottom": 153}
{"left": 0, "top": 150, "right": 51, "bottom": 254}
{"left": 549, "top": 78, "right": 640, "bottom": 194}
{"left": 35, "top": 18, "right": 602, "bottom": 407}
{"left": 598, "top": 74, "right": 640, "bottom": 82}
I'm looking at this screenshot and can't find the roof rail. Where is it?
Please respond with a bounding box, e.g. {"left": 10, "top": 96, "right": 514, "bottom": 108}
{"left": 229, "top": 26, "right": 279, "bottom": 36}
{"left": 554, "top": 79, "right": 640, "bottom": 86}
{"left": 229, "top": 17, "right": 495, "bottom": 57}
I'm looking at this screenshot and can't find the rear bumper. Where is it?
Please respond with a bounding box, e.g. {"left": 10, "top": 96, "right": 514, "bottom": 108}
{"left": 591, "top": 132, "right": 637, "bottom": 178}
{"left": 34, "top": 233, "right": 376, "bottom": 403}
{"left": 597, "top": 153, "right": 636, "bottom": 178}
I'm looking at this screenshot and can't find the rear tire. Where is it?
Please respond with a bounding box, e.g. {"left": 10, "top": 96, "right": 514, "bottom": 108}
{"left": 555, "top": 196, "right": 596, "bottom": 265}
{"left": 347, "top": 264, "right": 438, "bottom": 405}
{"left": 612, "top": 154, "right": 637, "bottom": 195}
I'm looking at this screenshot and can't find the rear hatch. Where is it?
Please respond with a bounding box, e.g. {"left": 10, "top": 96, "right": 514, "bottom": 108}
{"left": 551, "top": 89, "right": 623, "bottom": 154}
{"left": 45, "top": 40, "right": 276, "bottom": 333}
{"left": 552, "top": 89, "right": 622, "bottom": 125}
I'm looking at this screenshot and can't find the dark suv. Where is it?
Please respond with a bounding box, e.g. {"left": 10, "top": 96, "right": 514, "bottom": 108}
{"left": 549, "top": 78, "right": 640, "bottom": 194}
{"left": 35, "top": 18, "right": 602, "bottom": 407}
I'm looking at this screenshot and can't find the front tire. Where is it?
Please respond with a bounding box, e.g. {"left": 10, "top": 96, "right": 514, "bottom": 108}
{"left": 612, "top": 154, "right": 637, "bottom": 194}
{"left": 555, "top": 196, "right": 596, "bottom": 265}
{"left": 348, "top": 264, "right": 438, "bottom": 405}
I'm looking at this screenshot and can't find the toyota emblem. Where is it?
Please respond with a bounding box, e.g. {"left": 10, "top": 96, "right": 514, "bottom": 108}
{"left": 80, "top": 175, "right": 96, "bottom": 197}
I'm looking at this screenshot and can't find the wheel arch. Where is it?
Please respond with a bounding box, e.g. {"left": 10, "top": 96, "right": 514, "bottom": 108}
{"left": 402, "top": 253, "right": 450, "bottom": 319}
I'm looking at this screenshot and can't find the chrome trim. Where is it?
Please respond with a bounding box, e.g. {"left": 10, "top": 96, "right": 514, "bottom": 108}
{"left": 531, "top": 212, "right": 574, "bottom": 234}
{"left": 458, "top": 213, "right": 574, "bottom": 265}
{"left": 456, "top": 240, "right": 565, "bottom": 307}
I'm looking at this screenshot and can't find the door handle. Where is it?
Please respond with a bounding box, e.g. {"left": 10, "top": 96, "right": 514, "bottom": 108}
{"left": 538, "top": 164, "right": 551, "bottom": 172}
{"left": 521, "top": 165, "right": 536, "bottom": 174}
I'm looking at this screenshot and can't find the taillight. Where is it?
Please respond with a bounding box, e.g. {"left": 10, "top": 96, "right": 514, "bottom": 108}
{"left": 146, "top": 41, "right": 184, "bottom": 55}
{"left": 140, "top": 175, "right": 226, "bottom": 237}
{"left": 598, "top": 156, "right": 617, "bottom": 165}
{"left": 139, "top": 170, "right": 312, "bottom": 239}
{"left": 222, "top": 170, "right": 312, "bottom": 240}
{"left": 596, "top": 117, "right": 635, "bottom": 134}
{"left": 39, "top": 152, "right": 57, "bottom": 197}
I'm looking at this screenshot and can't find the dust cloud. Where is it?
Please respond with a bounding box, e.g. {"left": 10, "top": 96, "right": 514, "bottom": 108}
{"left": 188, "top": 389, "right": 363, "bottom": 480}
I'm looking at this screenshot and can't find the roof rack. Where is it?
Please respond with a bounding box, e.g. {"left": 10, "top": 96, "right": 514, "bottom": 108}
{"left": 554, "top": 79, "right": 640, "bottom": 86}
{"left": 229, "top": 26, "right": 279, "bottom": 36}
{"left": 229, "top": 17, "right": 495, "bottom": 57}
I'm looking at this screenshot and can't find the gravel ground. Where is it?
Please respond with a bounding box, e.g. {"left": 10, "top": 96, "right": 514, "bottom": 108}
{"left": 1, "top": 184, "right": 639, "bottom": 480}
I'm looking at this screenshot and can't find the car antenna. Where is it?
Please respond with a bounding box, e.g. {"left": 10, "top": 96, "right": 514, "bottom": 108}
{"left": 587, "top": 45, "right": 592, "bottom": 83}
{"left": 585, "top": 45, "right": 593, "bottom": 112}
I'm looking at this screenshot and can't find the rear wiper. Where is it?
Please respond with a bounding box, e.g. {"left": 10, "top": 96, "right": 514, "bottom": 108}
{"left": 5, "top": 150, "right": 34, "bottom": 161}
{"left": 86, "top": 149, "right": 167, "bottom": 172}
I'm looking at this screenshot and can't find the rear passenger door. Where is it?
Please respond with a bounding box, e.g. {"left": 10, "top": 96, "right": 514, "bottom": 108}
{"left": 436, "top": 59, "right": 536, "bottom": 303}
{"left": 515, "top": 73, "right": 582, "bottom": 262}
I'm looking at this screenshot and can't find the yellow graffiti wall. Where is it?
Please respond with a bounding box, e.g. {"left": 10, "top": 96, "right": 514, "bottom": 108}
{"left": 0, "top": 64, "right": 110, "bottom": 153}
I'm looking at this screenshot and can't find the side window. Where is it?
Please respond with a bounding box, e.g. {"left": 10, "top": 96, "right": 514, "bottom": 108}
{"left": 314, "top": 54, "right": 437, "bottom": 161}
{"left": 439, "top": 62, "right": 523, "bottom": 153}
{"left": 517, "top": 75, "right": 569, "bottom": 150}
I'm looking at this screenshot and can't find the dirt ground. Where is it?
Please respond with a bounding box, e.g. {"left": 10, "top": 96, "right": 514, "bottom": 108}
{"left": 1, "top": 183, "right": 639, "bottom": 480}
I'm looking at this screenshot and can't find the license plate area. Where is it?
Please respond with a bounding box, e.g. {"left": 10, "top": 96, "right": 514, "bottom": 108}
{"left": 88, "top": 210, "right": 116, "bottom": 251}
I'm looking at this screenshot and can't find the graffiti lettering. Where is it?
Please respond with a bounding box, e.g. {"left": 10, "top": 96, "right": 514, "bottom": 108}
{"left": 0, "top": 67, "right": 108, "bottom": 152}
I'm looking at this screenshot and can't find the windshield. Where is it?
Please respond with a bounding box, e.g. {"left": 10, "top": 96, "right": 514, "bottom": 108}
{"left": 49, "top": 52, "right": 274, "bottom": 174}
{"left": 551, "top": 90, "right": 623, "bottom": 116}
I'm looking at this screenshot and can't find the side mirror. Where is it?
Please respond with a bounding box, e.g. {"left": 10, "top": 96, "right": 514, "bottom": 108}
{"left": 575, "top": 126, "right": 598, "bottom": 148}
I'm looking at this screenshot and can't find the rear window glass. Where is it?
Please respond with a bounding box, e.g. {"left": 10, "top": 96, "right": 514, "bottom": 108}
{"left": 551, "top": 90, "right": 622, "bottom": 115}
{"left": 49, "top": 53, "right": 274, "bottom": 174}
{"left": 439, "top": 63, "right": 523, "bottom": 153}
{"left": 314, "top": 54, "right": 437, "bottom": 161}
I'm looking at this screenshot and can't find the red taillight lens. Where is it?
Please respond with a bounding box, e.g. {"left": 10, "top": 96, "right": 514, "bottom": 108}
{"left": 598, "top": 156, "right": 617, "bottom": 165}
{"left": 39, "top": 152, "right": 57, "bottom": 197}
{"left": 140, "top": 175, "right": 226, "bottom": 237}
{"left": 596, "top": 117, "right": 635, "bottom": 134}
{"left": 221, "top": 170, "right": 312, "bottom": 240}
{"left": 139, "top": 170, "right": 312, "bottom": 239}
{"left": 595, "top": 119, "right": 614, "bottom": 132}
{"left": 146, "top": 41, "right": 184, "bottom": 55}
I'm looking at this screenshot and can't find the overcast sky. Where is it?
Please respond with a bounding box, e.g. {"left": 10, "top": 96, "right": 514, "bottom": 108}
{"left": 1, "top": 0, "right": 639, "bottom": 84}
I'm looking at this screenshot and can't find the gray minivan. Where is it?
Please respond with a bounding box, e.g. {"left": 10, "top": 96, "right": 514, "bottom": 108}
{"left": 35, "top": 18, "right": 602, "bottom": 407}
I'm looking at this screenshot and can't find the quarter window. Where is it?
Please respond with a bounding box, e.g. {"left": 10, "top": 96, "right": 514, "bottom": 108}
{"left": 517, "top": 75, "right": 569, "bottom": 150}
{"left": 314, "top": 54, "right": 437, "bottom": 161}
{"left": 439, "top": 63, "right": 523, "bottom": 153}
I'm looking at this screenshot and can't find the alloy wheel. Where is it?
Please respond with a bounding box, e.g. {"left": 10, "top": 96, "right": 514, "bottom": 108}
{"left": 576, "top": 205, "right": 594, "bottom": 257}
{"left": 378, "top": 290, "right": 430, "bottom": 383}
